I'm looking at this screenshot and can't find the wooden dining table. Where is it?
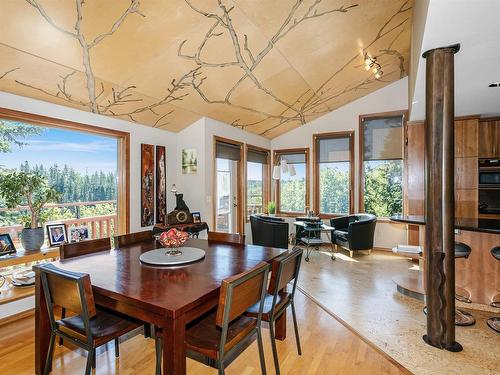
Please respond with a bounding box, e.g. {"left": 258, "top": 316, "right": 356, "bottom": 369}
{"left": 34, "top": 238, "right": 287, "bottom": 375}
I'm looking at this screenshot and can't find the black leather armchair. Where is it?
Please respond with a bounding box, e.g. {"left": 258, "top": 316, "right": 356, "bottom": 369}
{"left": 330, "top": 214, "right": 377, "bottom": 257}
{"left": 250, "top": 215, "right": 289, "bottom": 249}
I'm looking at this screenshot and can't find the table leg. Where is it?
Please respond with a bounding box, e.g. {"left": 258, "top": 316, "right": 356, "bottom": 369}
{"left": 163, "top": 314, "right": 186, "bottom": 375}
{"left": 275, "top": 299, "right": 287, "bottom": 341}
{"left": 35, "top": 270, "right": 51, "bottom": 375}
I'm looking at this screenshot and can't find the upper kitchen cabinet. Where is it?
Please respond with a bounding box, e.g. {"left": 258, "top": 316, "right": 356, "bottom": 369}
{"left": 479, "top": 119, "right": 500, "bottom": 158}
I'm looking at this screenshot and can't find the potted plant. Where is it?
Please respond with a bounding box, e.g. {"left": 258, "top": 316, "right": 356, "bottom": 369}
{"left": 267, "top": 201, "right": 276, "bottom": 217}
{"left": 0, "top": 171, "right": 60, "bottom": 251}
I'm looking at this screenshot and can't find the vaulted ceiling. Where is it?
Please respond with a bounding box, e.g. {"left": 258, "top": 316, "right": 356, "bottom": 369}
{"left": 0, "top": 0, "right": 412, "bottom": 138}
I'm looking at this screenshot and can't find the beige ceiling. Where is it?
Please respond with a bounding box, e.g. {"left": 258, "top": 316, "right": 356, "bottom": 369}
{"left": 0, "top": 0, "right": 412, "bottom": 138}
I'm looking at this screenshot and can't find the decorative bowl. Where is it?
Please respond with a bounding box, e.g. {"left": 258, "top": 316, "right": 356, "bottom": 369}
{"left": 158, "top": 229, "right": 189, "bottom": 256}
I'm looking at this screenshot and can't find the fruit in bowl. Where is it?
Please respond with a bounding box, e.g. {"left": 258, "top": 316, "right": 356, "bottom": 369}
{"left": 158, "top": 228, "right": 189, "bottom": 249}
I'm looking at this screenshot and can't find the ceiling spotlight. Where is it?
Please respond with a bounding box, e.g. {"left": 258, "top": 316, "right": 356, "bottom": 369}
{"left": 375, "top": 70, "right": 383, "bottom": 79}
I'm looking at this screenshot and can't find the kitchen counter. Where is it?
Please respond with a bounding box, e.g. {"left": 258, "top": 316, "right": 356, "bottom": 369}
{"left": 390, "top": 215, "right": 500, "bottom": 306}
{"left": 390, "top": 215, "right": 500, "bottom": 234}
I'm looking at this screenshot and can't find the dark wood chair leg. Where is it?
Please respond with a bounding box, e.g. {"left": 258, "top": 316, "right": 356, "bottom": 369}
{"left": 114, "top": 338, "right": 119, "bottom": 358}
{"left": 43, "top": 333, "right": 56, "bottom": 375}
{"left": 85, "top": 346, "right": 95, "bottom": 375}
{"left": 144, "top": 323, "right": 151, "bottom": 338}
{"left": 92, "top": 348, "right": 96, "bottom": 369}
{"left": 155, "top": 335, "right": 162, "bottom": 375}
{"left": 59, "top": 307, "right": 66, "bottom": 346}
{"left": 256, "top": 327, "right": 267, "bottom": 375}
{"left": 268, "top": 320, "right": 280, "bottom": 375}
{"left": 291, "top": 303, "right": 302, "bottom": 355}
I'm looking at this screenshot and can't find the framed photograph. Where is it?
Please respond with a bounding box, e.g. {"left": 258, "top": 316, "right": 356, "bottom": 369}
{"left": 0, "top": 233, "right": 16, "bottom": 256}
{"left": 46, "top": 223, "right": 68, "bottom": 247}
{"left": 192, "top": 211, "right": 201, "bottom": 223}
{"left": 69, "top": 226, "right": 90, "bottom": 243}
{"left": 182, "top": 148, "right": 198, "bottom": 174}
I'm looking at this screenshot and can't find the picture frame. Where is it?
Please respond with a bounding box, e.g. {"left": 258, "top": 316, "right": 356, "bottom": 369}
{"left": 69, "top": 226, "right": 90, "bottom": 243}
{"left": 0, "top": 233, "right": 16, "bottom": 256}
{"left": 46, "top": 223, "right": 68, "bottom": 247}
{"left": 192, "top": 211, "right": 201, "bottom": 223}
{"left": 182, "top": 148, "right": 198, "bottom": 174}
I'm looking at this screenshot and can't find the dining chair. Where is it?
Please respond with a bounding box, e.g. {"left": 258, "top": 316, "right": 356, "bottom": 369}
{"left": 60, "top": 237, "right": 111, "bottom": 260}
{"left": 207, "top": 231, "right": 246, "bottom": 245}
{"left": 114, "top": 230, "right": 153, "bottom": 248}
{"left": 58, "top": 238, "right": 112, "bottom": 345}
{"left": 246, "top": 247, "right": 304, "bottom": 375}
{"left": 155, "top": 262, "right": 270, "bottom": 375}
{"left": 39, "top": 263, "right": 142, "bottom": 375}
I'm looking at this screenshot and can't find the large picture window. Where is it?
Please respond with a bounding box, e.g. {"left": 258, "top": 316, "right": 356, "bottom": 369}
{"left": 246, "top": 146, "right": 270, "bottom": 219}
{"left": 359, "top": 111, "right": 406, "bottom": 217}
{"left": 274, "top": 148, "right": 309, "bottom": 215}
{"left": 313, "top": 132, "right": 354, "bottom": 216}
{"left": 0, "top": 108, "right": 130, "bottom": 244}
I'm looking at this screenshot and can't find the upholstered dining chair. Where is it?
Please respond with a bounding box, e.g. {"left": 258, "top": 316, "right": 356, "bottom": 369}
{"left": 207, "top": 231, "right": 246, "bottom": 245}
{"left": 38, "top": 263, "right": 142, "bottom": 375}
{"left": 114, "top": 230, "right": 153, "bottom": 248}
{"left": 246, "top": 246, "right": 303, "bottom": 375}
{"left": 154, "top": 262, "right": 270, "bottom": 375}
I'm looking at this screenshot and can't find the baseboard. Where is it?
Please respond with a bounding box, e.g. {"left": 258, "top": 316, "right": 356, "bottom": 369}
{"left": 373, "top": 247, "right": 392, "bottom": 252}
{"left": 0, "top": 308, "right": 34, "bottom": 326}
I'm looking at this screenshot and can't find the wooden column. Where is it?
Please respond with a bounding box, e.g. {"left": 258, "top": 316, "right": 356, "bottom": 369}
{"left": 422, "top": 44, "right": 462, "bottom": 352}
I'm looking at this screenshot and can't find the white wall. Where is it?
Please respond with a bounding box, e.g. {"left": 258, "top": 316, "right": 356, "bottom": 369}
{"left": 0, "top": 91, "right": 178, "bottom": 232}
{"left": 271, "top": 77, "right": 410, "bottom": 249}
{"left": 175, "top": 117, "right": 271, "bottom": 238}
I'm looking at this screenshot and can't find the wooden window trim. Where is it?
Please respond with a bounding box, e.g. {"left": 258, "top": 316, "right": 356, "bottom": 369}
{"left": 245, "top": 144, "right": 271, "bottom": 222}
{"left": 213, "top": 136, "right": 245, "bottom": 234}
{"left": 313, "top": 131, "right": 354, "bottom": 219}
{"left": 0, "top": 107, "right": 130, "bottom": 234}
{"left": 358, "top": 109, "right": 408, "bottom": 214}
{"left": 273, "top": 147, "right": 310, "bottom": 217}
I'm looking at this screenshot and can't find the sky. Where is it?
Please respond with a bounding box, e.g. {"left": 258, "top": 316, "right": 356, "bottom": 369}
{"left": 1, "top": 125, "right": 118, "bottom": 174}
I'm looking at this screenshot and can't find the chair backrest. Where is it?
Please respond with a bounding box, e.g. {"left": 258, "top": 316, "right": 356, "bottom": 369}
{"left": 268, "top": 247, "right": 303, "bottom": 295}
{"left": 250, "top": 215, "right": 289, "bottom": 249}
{"left": 60, "top": 237, "right": 111, "bottom": 259}
{"left": 215, "top": 262, "right": 269, "bottom": 328}
{"left": 114, "top": 230, "right": 153, "bottom": 248}
{"left": 39, "top": 263, "right": 96, "bottom": 322}
{"left": 347, "top": 214, "right": 377, "bottom": 250}
{"left": 208, "top": 231, "right": 245, "bottom": 245}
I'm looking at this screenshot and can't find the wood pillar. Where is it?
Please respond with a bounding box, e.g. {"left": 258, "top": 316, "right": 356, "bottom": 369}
{"left": 422, "top": 44, "right": 462, "bottom": 352}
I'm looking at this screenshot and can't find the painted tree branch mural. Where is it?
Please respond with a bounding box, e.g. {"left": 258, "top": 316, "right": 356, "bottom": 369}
{"left": 1, "top": 0, "right": 412, "bottom": 136}
{"left": 26, "top": 0, "right": 143, "bottom": 113}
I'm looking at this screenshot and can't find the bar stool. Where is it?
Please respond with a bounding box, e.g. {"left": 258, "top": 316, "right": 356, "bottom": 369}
{"left": 487, "top": 246, "right": 500, "bottom": 333}
{"left": 423, "top": 242, "right": 475, "bottom": 326}
{"left": 453, "top": 242, "right": 475, "bottom": 326}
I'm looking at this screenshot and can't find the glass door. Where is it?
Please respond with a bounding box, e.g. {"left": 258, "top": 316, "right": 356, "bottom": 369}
{"left": 214, "top": 138, "right": 243, "bottom": 233}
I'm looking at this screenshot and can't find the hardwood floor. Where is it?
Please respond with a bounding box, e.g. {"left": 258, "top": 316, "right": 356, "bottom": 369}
{"left": 0, "top": 291, "right": 410, "bottom": 375}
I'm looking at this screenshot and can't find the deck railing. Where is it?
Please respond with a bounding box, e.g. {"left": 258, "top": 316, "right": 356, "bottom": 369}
{"left": 0, "top": 200, "right": 117, "bottom": 243}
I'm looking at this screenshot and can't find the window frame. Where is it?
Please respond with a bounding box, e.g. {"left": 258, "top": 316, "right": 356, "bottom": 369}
{"left": 313, "top": 131, "right": 354, "bottom": 218}
{"left": 273, "top": 147, "right": 310, "bottom": 216}
{"left": 245, "top": 144, "right": 271, "bottom": 222}
{"left": 0, "top": 107, "right": 130, "bottom": 234}
{"left": 358, "top": 110, "right": 407, "bottom": 215}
